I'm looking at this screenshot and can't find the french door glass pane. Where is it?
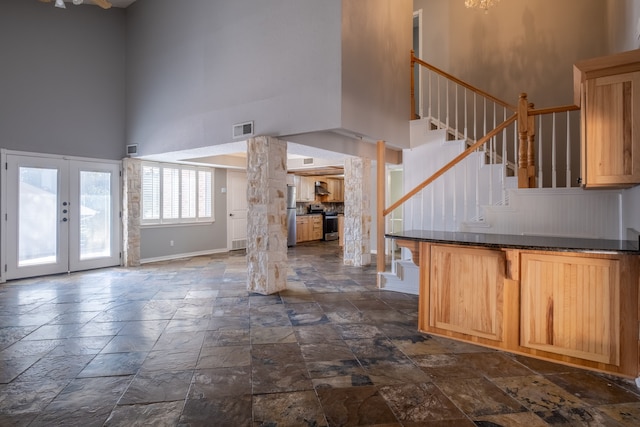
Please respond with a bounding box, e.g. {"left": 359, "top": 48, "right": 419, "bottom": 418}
{"left": 18, "top": 167, "right": 58, "bottom": 266}
{"left": 79, "top": 171, "right": 112, "bottom": 260}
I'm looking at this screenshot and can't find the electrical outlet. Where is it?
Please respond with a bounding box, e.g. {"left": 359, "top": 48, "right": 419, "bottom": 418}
{"left": 170, "top": 240, "right": 174, "bottom": 247}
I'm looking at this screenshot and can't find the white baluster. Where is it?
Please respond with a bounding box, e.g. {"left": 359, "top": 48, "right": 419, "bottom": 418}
{"left": 538, "top": 114, "right": 543, "bottom": 188}
{"left": 552, "top": 113, "right": 557, "bottom": 188}
{"left": 446, "top": 80, "right": 450, "bottom": 132}
{"left": 566, "top": 111, "right": 571, "bottom": 188}
{"left": 502, "top": 108, "right": 507, "bottom": 205}
{"left": 428, "top": 72, "right": 432, "bottom": 126}
{"left": 464, "top": 89, "right": 468, "bottom": 141}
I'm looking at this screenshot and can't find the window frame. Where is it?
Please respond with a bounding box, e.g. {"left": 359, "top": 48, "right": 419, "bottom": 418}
{"left": 141, "top": 161, "right": 215, "bottom": 226}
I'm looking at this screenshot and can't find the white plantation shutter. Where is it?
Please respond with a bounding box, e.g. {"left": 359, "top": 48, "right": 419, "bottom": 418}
{"left": 142, "top": 165, "right": 160, "bottom": 220}
{"left": 181, "top": 169, "right": 197, "bottom": 219}
{"left": 162, "top": 167, "right": 180, "bottom": 219}
{"left": 141, "top": 162, "right": 214, "bottom": 224}
{"left": 198, "top": 170, "right": 212, "bottom": 219}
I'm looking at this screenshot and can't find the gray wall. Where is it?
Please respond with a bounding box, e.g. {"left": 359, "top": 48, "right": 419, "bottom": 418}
{"left": 607, "top": 0, "right": 640, "bottom": 53}
{"left": 140, "top": 168, "right": 228, "bottom": 260}
{"left": 125, "top": 0, "right": 411, "bottom": 156}
{"left": 420, "top": 0, "right": 608, "bottom": 107}
{"left": 341, "top": 0, "right": 412, "bottom": 149}
{"left": 126, "top": 0, "right": 343, "bottom": 156}
{"left": 0, "top": 0, "right": 126, "bottom": 160}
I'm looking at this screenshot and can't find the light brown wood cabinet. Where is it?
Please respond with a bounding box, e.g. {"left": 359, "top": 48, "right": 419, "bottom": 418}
{"left": 520, "top": 253, "right": 620, "bottom": 365}
{"left": 296, "top": 214, "right": 323, "bottom": 243}
{"left": 324, "top": 178, "right": 344, "bottom": 202}
{"left": 575, "top": 49, "right": 640, "bottom": 188}
{"left": 428, "top": 246, "right": 505, "bottom": 342}
{"left": 294, "top": 176, "right": 316, "bottom": 202}
{"left": 295, "top": 216, "right": 309, "bottom": 243}
{"left": 311, "top": 215, "right": 323, "bottom": 240}
{"left": 406, "top": 240, "right": 640, "bottom": 378}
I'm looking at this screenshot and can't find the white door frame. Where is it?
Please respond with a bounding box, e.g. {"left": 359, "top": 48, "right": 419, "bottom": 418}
{"left": 1, "top": 149, "right": 122, "bottom": 282}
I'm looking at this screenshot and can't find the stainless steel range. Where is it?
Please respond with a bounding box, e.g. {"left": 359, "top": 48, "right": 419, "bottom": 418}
{"left": 322, "top": 211, "right": 339, "bottom": 241}
{"left": 307, "top": 205, "right": 339, "bottom": 241}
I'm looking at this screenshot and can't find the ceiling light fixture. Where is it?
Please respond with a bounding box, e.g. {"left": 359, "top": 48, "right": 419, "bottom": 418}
{"left": 465, "top": 0, "right": 500, "bottom": 13}
{"left": 39, "top": 0, "right": 112, "bottom": 10}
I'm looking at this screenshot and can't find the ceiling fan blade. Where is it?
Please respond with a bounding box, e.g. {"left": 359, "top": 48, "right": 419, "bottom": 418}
{"left": 92, "top": 0, "right": 112, "bottom": 9}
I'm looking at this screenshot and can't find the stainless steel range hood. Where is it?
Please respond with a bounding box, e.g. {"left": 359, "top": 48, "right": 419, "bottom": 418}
{"left": 315, "top": 181, "right": 330, "bottom": 195}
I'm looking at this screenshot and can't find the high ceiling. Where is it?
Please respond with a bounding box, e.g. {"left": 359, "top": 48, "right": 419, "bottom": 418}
{"left": 71, "top": 0, "right": 348, "bottom": 172}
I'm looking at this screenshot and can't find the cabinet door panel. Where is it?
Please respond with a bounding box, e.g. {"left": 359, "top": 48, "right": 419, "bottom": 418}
{"left": 584, "top": 71, "right": 640, "bottom": 186}
{"left": 429, "top": 246, "right": 505, "bottom": 341}
{"left": 521, "top": 253, "right": 620, "bottom": 365}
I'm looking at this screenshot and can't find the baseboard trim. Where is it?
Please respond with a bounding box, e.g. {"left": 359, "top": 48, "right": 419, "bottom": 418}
{"left": 140, "top": 248, "right": 229, "bottom": 265}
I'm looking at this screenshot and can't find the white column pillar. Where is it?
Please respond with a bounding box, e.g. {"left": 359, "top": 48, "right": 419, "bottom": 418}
{"left": 343, "top": 157, "right": 372, "bottom": 266}
{"left": 246, "top": 136, "right": 288, "bottom": 295}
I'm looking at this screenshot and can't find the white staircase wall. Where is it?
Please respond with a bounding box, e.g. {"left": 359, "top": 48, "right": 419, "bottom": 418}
{"left": 404, "top": 119, "right": 511, "bottom": 232}
{"left": 461, "top": 188, "right": 624, "bottom": 240}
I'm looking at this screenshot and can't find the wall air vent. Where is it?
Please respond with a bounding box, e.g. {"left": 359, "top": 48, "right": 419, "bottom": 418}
{"left": 303, "top": 158, "right": 314, "bottom": 165}
{"left": 232, "top": 121, "right": 254, "bottom": 139}
{"left": 126, "top": 144, "right": 138, "bottom": 156}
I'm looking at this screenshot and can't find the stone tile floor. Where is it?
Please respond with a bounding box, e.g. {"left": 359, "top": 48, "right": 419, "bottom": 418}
{"left": 1, "top": 240, "right": 640, "bottom": 426}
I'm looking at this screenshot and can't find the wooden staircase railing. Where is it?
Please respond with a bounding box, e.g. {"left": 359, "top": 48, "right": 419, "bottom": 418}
{"left": 377, "top": 52, "right": 582, "bottom": 275}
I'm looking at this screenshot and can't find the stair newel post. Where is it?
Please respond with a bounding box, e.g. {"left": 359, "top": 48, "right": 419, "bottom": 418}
{"left": 517, "top": 93, "right": 530, "bottom": 188}
{"left": 527, "top": 103, "right": 536, "bottom": 188}
{"left": 410, "top": 50, "right": 418, "bottom": 120}
{"left": 377, "top": 140, "right": 386, "bottom": 279}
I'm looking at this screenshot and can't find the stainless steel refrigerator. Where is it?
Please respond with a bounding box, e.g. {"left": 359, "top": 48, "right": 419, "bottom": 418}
{"left": 286, "top": 185, "right": 296, "bottom": 246}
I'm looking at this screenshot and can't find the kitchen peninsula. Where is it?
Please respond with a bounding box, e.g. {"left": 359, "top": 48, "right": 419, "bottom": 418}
{"left": 386, "top": 230, "right": 640, "bottom": 379}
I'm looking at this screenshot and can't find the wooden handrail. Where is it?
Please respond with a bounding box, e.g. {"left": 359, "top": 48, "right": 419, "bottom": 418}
{"left": 383, "top": 113, "right": 517, "bottom": 217}
{"left": 412, "top": 54, "right": 517, "bottom": 111}
{"left": 529, "top": 104, "right": 580, "bottom": 115}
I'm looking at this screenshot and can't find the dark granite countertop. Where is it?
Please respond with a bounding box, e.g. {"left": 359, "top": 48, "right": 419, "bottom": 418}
{"left": 385, "top": 230, "right": 640, "bottom": 255}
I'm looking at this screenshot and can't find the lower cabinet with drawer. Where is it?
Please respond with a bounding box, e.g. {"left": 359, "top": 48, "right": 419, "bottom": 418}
{"left": 296, "top": 215, "right": 323, "bottom": 243}
{"left": 405, "top": 241, "right": 640, "bottom": 379}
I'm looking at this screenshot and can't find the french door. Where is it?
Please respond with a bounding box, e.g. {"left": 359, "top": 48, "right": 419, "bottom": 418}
{"left": 4, "top": 152, "right": 121, "bottom": 280}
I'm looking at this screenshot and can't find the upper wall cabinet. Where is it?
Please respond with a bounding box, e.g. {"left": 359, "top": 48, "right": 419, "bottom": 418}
{"left": 575, "top": 49, "right": 640, "bottom": 188}
{"left": 324, "top": 177, "right": 344, "bottom": 202}
{"left": 294, "top": 175, "right": 317, "bottom": 203}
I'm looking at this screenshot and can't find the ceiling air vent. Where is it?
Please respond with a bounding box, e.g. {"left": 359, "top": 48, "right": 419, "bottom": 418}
{"left": 232, "top": 121, "right": 254, "bottom": 139}
{"left": 303, "top": 158, "right": 314, "bottom": 165}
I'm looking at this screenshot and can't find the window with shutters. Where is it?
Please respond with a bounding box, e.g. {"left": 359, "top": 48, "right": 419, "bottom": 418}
{"left": 141, "top": 162, "right": 214, "bottom": 224}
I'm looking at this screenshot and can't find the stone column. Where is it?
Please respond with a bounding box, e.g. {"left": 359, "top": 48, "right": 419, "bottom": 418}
{"left": 246, "top": 136, "right": 288, "bottom": 295}
{"left": 122, "top": 158, "right": 141, "bottom": 267}
{"left": 343, "top": 157, "right": 372, "bottom": 266}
